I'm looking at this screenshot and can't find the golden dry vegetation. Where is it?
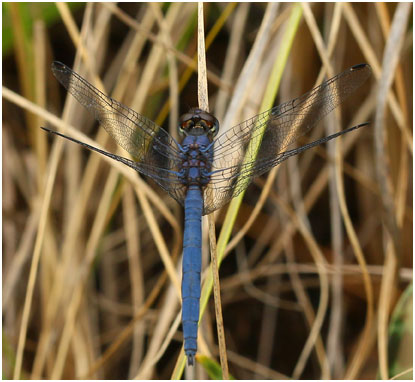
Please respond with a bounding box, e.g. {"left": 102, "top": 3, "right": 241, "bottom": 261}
{"left": 2, "top": 3, "right": 413, "bottom": 379}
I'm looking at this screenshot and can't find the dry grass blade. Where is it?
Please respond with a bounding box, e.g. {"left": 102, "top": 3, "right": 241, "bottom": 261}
{"left": 197, "top": 3, "right": 209, "bottom": 112}
{"left": 323, "top": 5, "right": 346, "bottom": 377}
{"left": 214, "top": 3, "right": 249, "bottom": 121}
{"left": 266, "top": 191, "right": 330, "bottom": 379}
{"left": 343, "top": 2, "right": 412, "bottom": 153}
{"left": 122, "top": 184, "right": 144, "bottom": 377}
{"left": 12, "top": 120, "right": 63, "bottom": 380}
{"left": 51, "top": 168, "right": 121, "bottom": 378}
{"left": 56, "top": 3, "right": 103, "bottom": 88}
{"left": 198, "top": 2, "right": 229, "bottom": 377}
{"left": 300, "top": 4, "right": 343, "bottom": 378}
{"left": 373, "top": 3, "right": 412, "bottom": 380}
{"left": 213, "top": 1, "right": 281, "bottom": 269}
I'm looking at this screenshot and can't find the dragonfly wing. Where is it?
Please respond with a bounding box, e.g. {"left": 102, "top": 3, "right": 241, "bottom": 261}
{"left": 137, "top": 162, "right": 187, "bottom": 207}
{"left": 202, "top": 64, "right": 371, "bottom": 214}
{"left": 42, "top": 126, "right": 188, "bottom": 206}
{"left": 51, "top": 62, "right": 188, "bottom": 204}
{"left": 51, "top": 61, "right": 183, "bottom": 164}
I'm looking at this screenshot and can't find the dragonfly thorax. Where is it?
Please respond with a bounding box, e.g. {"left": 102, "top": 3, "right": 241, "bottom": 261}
{"left": 179, "top": 134, "right": 213, "bottom": 187}
{"left": 178, "top": 108, "right": 219, "bottom": 138}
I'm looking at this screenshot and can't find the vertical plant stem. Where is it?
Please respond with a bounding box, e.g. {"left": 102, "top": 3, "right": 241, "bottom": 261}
{"left": 197, "top": 2, "right": 229, "bottom": 377}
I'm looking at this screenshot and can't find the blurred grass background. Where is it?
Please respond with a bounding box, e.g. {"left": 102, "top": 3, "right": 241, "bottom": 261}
{"left": 2, "top": 2, "right": 412, "bottom": 379}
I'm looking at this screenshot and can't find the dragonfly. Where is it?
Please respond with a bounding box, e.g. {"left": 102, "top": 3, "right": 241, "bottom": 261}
{"left": 42, "top": 61, "right": 371, "bottom": 366}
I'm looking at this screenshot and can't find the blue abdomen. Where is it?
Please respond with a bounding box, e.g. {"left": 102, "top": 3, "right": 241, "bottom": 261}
{"left": 182, "top": 185, "right": 203, "bottom": 366}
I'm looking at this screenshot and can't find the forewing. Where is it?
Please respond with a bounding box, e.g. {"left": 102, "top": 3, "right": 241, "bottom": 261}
{"left": 203, "top": 64, "right": 371, "bottom": 214}
{"left": 51, "top": 61, "right": 187, "bottom": 205}
{"left": 52, "top": 62, "right": 183, "bottom": 162}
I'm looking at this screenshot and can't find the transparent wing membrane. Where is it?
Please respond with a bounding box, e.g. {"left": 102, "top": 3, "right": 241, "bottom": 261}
{"left": 203, "top": 64, "right": 371, "bottom": 213}
{"left": 47, "top": 62, "right": 370, "bottom": 214}
{"left": 51, "top": 62, "right": 187, "bottom": 206}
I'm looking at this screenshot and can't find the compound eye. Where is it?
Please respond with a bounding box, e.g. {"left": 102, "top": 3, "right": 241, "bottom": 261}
{"left": 210, "top": 122, "right": 219, "bottom": 137}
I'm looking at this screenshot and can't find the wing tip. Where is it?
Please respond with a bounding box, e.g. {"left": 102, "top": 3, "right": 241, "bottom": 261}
{"left": 51, "top": 61, "right": 70, "bottom": 78}
{"left": 351, "top": 63, "right": 371, "bottom": 72}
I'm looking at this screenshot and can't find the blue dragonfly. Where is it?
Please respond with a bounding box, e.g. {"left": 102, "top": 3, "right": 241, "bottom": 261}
{"left": 42, "top": 61, "right": 371, "bottom": 366}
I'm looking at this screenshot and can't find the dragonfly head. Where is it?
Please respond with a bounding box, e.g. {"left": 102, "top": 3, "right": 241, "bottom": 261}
{"left": 178, "top": 108, "right": 219, "bottom": 139}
